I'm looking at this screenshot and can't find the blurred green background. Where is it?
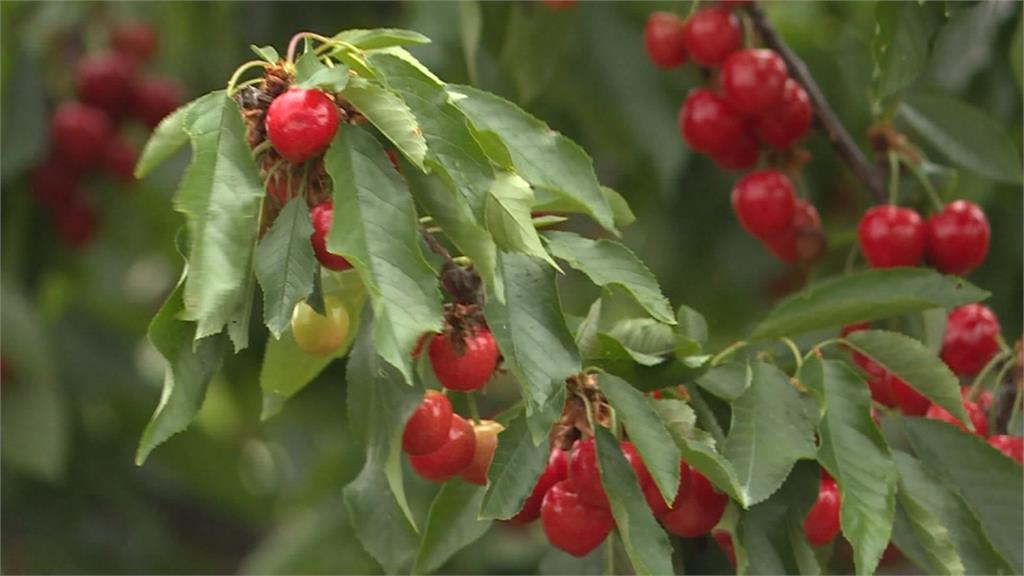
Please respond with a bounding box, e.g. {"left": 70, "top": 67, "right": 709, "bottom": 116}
{"left": 1, "top": 1, "right": 1020, "bottom": 573}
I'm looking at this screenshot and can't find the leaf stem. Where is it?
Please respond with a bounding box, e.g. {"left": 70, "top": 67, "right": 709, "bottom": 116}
{"left": 779, "top": 337, "right": 803, "bottom": 371}
{"left": 226, "top": 60, "right": 271, "bottom": 96}
{"left": 605, "top": 534, "right": 616, "bottom": 575}
{"left": 901, "top": 157, "right": 945, "bottom": 212}
{"left": 711, "top": 340, "right": 748, "bottom": 367}
{"left": 1004, "top": 371, "right": 1023, "bottom": 434}
{"left": 466, "top": 392, "right": 481, "bottom": 425}
{"left": 966, "top": 349, "right": 1011, "bottom": 402}
{"left": 887, "top": 151, "right": 901, "bottom": 205}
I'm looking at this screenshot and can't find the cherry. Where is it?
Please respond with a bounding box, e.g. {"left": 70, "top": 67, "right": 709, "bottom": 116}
{"left": 925, "top": 200, "right": 990, "bottom": 276}
{"left": 401, "top": 390, "right": 453, "bottom": 456}
{"left": 428, "top": 328, "right": 499, "bottom": 392}
{"left": 659, "top": 469, "right": 727, "bottom": 537}
{"left": 756, "top": 78, "right": 812, "bottom": 150}
{"left": 731, "top": 170, "right": 797, "bottom": 239}
{"left": 103, "top": 137, "right": 137, "bottom": 183}
{"left": 265, "top": 170, "right": 294, "bottom": 203}
{"left": 643, "top": 459, "right": 691, "bottom": 517}
{"left": 133, "top": 76, "right": 183, "bottom": 128}
{"left": 290, "top": 297, "right": 350, "bottom": 356}
{"left": 540, "top": 480, "right": 615, "bottom": 558}
{"left": 510, "top": 447, "right": 569, "bottom": 523}
{"left": 802, "top": 475, "right": 840, "bottom": 547}
{"left": 857, "top": 205, "right": 925, "bottom": 268}
{"left": 409, "top": 414, "right": 477, "bottom": 482}
{"left": 940, "top": 304, "right": 1000, "bottom": 376}
{"left": 75, "top": 52, "right": 138, "bottom": 117}
{"left": 309, "top": 201, "right": 353, "bottom": 271}
{"left": 51, "top": 198, "right": 97, "bottom": 249}
{"left": 682, "top": 8, "right": 741, "bottom": 67}
{"left": 50, "top": 102, "right": 113, "bottom": 169}
{"left": 30, "top": 160, "right": 78, "bottom": 209}
{"left": 839, "top": 322, "right": 870, "bottom": 338}
{"left": 461, "top": 419, "right": 504, "bottom": 485}
{"left": 644, "top": 12, "right": 688, "bottom": 69}
{"left": 111, "top": 21, "right": 159, "bottom": 62}
{"left": 568, "top": 437, "right": 607, "bottom": 508}
{"left": 266, "top": 88, "right": 340, "bottom": 163}
{"left": 712, "top": 531, "right": 737, "bottom": 568}
{"left": 925, "top": 400, "right": 988, "bottom": 437}
{"left": 888, "top": 374, "right": 929, "bottom": 415}
{"left": 987, "top": 435, "right": 1024, "bottom": 464}
{"left": 709, "top": 129, "right": 759, "bottom": 170}
{"left": 720, "top": 49, "right": 788, "bottom": 116}
{"left": 762, "top": 199, "right": 823, "bottom": 264}
{"left": 678, "top": 88, "right": 747, "bottom": 156}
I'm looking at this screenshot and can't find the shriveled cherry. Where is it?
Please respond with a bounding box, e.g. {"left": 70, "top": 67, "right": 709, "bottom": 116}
{"left": 756, "top": 78, "right": 812, "bottom": 150}
{"left": 50, "top": 102, "right": 113, "bottom": 169}
{"left": 460, "top": 419, "right": 504, "bottom": 485}
{"left": 940, "top": 304, "right": 1000, "bottom": 376}
{"left": 266, "top": 88, "right": 340, "bottom": 163}
{"left": 925, "top": 200, "right": 990, "bottom": 275}
{"left": 75, "top": 52, "right": 138, "bottom": 116}
{"left": 309, "top": 201, "right": 352, "bottom": 271}
{"left": 409, "top": 414, "right": 476, "bottom": 482}
{"left": 678, "top": 88, "right": 747, "bottom": 156}
{"left": 731, "top": 169, "right": 796, "bottom": 239}
{"left": 291, "top": 297, "right": 350, "bottom": 356}
{"left": 401, "top": 390, "right": 453, "bottom": 456}
{"left": 720, "top": 49, "right": 788, "bottom": 116}
{"left": 802, "top": 475, "right": 840, "bottom": 547}
{"left": 682, "top": 8, "right": 741, "bottom": 66}
{"left": 103, "top": 137, "right": 137, "bottom": 183}
{"left": 659, "top": 469, "right": 727, "bottom": 537}
{"left": 428, "top": 328, "right": 498, "bottom": 392}
{"left": 510, "top": 447, "right": 569, "bottom": 523}
{"left": 111, "top": 21, "right": 159, "bottom": 61}
{"left": 987, "top": 435, "right": 1024, "bottom": 464}
{"left": 133, "top": 76, "right": 182, "bottom": 128}
{"left": 857, "top": 205, "right": 925, "bottom": 268}
{"left": 540, "top": 480, "right": 615, "bottom": 558}
{"left": 644, "top": 12, "right": 688, "bottom": 69}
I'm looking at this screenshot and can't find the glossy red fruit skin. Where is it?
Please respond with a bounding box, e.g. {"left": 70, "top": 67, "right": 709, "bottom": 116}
{"left": 941, "top": 304, "right": 1001, "bottom": 376}
{"left": 75, "top": 53, "right": 138, "bottom": 117}
{"left": 111, "top": 21, "right": 159, "bottom": 61}
{"left": 31, "top": 161, "right": 79, "bottom": 209}
{"left": 731, "top": 170, "right": 796, "bottom": 238}
{"left": 644, "top": 12, "right": 688, "bottom": 69}
{"left": 709, "top": 128, "right": 758, "bottom": 170}
{"left": 925, "top": 201, "right": 989, "bottom": 276}
{"left": 888, "top": 374, "right": 929, "bottom": 415}
{"left": 510, "top": 448, "right": 569, "bottom": 523}
{"left": 756, "top": 79, "right": 812, "bottom": 150}
{"left": 643, "top": 459, "right": 692, "bottom": 517}
{"left": 682, "top": 8, "right": 741, "bottom": 66}
{"left": 133, "top": 77, "right": 183, "bottom": 128}
{"left": 857, "top": 205, "right": 926, "bottom": 268}
{"left": 925, "top": 399, "right": 988, "bottom": 437}
{"left": 408, "top": 414, "right": 476, "bottom": 482}
{"left": 428, "top": 329, "right": 499, "bottom": 392}
{"left": 802, "top": 476, "right": 840, "bottom": 547}
{"left": 679, "top": 88, "right": 747, "bottom": 156}
{"left": 720, "top": 49, "right": 788, "bottom": 116}
{"left": 569, "top": 437, "right": 608, "bottom": 508}
{"left": 541, "top": 480, "right": 615, "bottom": 558}
{"left": 659, "top": 469, "right": 727, "bottom": 537}
{"left": 266, "top": 88, "right": 340, "bottom": 163}
{"left": 309, "top": 201, "right": 353, "bottom": 271}
{"left": 762, "top": 199, "right": 822, "bottom": 264}
{"left": 987, "top": 435, "right": 1024, "bottom": 464}
{"left": 51, "top": 199, "right": 98, "bottom": 249}
{"left": 103, "top": 137, "right": 137, "bottom": 183}
{"left": 713, "top": 530, "right": 737, "bottom": 567}
{"left": 402, "top": 390, "right": 453, "bottom": 456}
{"left": 50, "top": 102, "right": 113, "bottom": 169}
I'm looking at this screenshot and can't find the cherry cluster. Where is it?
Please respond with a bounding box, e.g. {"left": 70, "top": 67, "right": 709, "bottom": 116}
{"left": 30, "top": 21, "right": 182, "bottom": 249}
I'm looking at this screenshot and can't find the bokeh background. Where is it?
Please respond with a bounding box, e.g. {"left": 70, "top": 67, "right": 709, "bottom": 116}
{"left": 2, "top": 1, "right": 1020, "bottom": 573}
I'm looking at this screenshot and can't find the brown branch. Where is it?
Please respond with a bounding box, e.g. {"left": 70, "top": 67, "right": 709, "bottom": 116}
{"left": 743, "top": 2, "right": 887, "bottom": 204}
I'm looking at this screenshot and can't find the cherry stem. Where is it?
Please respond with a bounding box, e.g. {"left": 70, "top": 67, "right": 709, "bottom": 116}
{"left": 779, "top": 337, "right": 803, "bottom": 372}
{"left": 900, "top": 156, "right": 945, "bottom": 212}
{"left": 604, "top": 536, "right": 616, "bottom": 575}
{"left": 742, "top": 2, "right": 886, "bottom": 203}
{"left": 285, "top": 32, "right": 332, "bottom": 64}
{"left": 711, "top": 340, "right": 748, "bottom": 367}
{"left": 250, "top": 140, "right": 272, "bottom": 159}
{"left": 226, "top": 60, "right": 272, "bottom": 96}
{"left": 887, "top": 151, "right": 901, "bottom": 205}
{"left": 466, "top": 392, "right": 481, "bottom": 425}
{"left": 967, "top": 349, "right": 1011, "bottom": 402}
{"left": 1003, "top": 371, "right": 1023, "bottom": 434}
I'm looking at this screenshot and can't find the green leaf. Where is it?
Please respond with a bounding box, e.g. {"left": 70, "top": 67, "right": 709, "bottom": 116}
{"left": 294, "top": 50, "right": 327, "bottom": 84}
{"left": 413, "top": 480, "right": 492, "bottom": 574}
{"left": 723, "top": 361, "right": 818, "bottom": 506}
{"left": 447, "top": 85, "right": 615, "bottom": 231}
{"left": 333, "top": 28, "right": 431, "bottom": 50}
{"left": 905, "top": 418, "right": 1023, "bottom": 573}
{"left": 807, "top": 358, "right": 897, "bottom": 575}
{"left": 1, "top": 48, "right": 48, "bottom": 182}
{"left": 480, "top": 413, "right": 551, "bottom": 520}
{"left": 340, "top": 77, "right": 428, "bottom": 170}
{"left": 498, "top": 3, "right": 575, "bottom": 105}
{"left": 295, "top": 64, "right": 350, "bottom": 92}
{"left": 135, "top": 96, "right": 197, "bottom": 178}
{"left": 324, "top": 126, "right": 442, "bottom": 384}
{"left": 676, "top": 304, "right": 708, "bottom": 352}
{"left": 872, "top": 1, "right": 944, "bottom": 101}
{"left": 900, "top": 93, "right": 1023, "bottom": 184}
{"left": 845, "top": 330, "right": 969, "bottom": 427}
{"left": 697, "top": 363, "right": 751, "bottom": 403}
{"left": 1011, "top": 15, "right": 1023, "bottom": 90}
{"left": 594, "top": 427, "right": 674, "bottom": 576}
{"left": 750, "top": 268, "right": 988, "bottom": 340}
{"left": 594, "top": 333, "right": 665, "bottom": 367}
{"left": 343, "top": 451, "right": 419, "bottom": 575}
{"left": 738, "top": 460, "right": 821, "bottom": 575}
{"left": 602, "top": 186, "right": 636, "bottom": 228}
{"left": 486, "top": 172, "right": 558, "bottom": 268}
{"left": 891, "top": 501, "right": 939, "bottom": 573}
{"left": 250, "top": 44, "right": 280, "bottom": 63}
{"left": 544, "top": 231, "right": 674, "bottom": 324}
{"left": 254, "top": 197, "right": 317, "bottom": 338}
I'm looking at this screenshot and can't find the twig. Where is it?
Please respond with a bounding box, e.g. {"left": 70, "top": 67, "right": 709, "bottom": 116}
{"left": 420, "top": 226, "right": 454, "bottom": 265}
{"left": 742, "top": 2, "right": 886, "bottom": 203}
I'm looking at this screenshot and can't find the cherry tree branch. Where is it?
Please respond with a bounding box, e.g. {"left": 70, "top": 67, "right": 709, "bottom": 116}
{"left": 743, "top": 2, "right": 887, "bottom": 203}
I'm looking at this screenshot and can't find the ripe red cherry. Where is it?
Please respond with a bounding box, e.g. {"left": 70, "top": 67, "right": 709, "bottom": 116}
{"left": 644, "top": 12, "right": 688, "bottom": 69}
{"left": 678, "top": 88, "right": 747, "bottom": 156}
{"left": 51, "top": 199, "right": 98, "bottom": 249}
{"left": 709, "top": 129, "right": 758, "bottom": 170}
{"left": 50, "top": 102, "right": 113, "bottom": 169}
{"left": 75, "top": 53, "right": 138, "bottom": 117}
{"left": 713, "top": 531, "right": 737, "bottom": 567}
{"left": 510, "top": 447, "right": 569, "bottom": 523}
{"left": 659, "top": 469, "right": 727, "bottom": 537}
{"left": 682, "top": 8, "right": 741, "bottom": 66}
{"left": 925, "top": 397, "right": 988, "bottom": 437}
{"left": 888, "top": 374, "right": 929, "bottom": 415}
{"left": 643, "top": 459, "right": 692, "bottom": 517}
{"left": 756, "top": 79, "right": 812, "bottom": 150}
{"left": 731, "top": 170, "right": 797, "bottom": 239}
{"left": 428, "top": 328, "right": 499, "bottom": 392}
{"left": 133, "top": 76, "right": 183, "bottom": 128}
{"left": 266, "top": 88, "right": 340, "bottom": 163}
{"left": 111, "top": 21, "right": 159, "bottom": 62}
{"left": 720, "top": 49, "right": 788, "bottom": 116}
{"left": 857, "top": 205, "right": 925, "bottom": 268}
{"left": 762, "top": 199, "right": 823, "bottom": 264}
{"left": 541, "top": 480, "right": 615, "bottom": 557}
{"left": 568, "top": 437, "right": 608, "bottom": 508}
{"left": 460, "top": 419, "right": 504, "bottom": 485}
{"left": 987, "top": 435, "right": 1024, "bottom": 464}
{"left": 31, "top": 160, "right": 79, "bottom": 209}
{"left": 408, "top": 414, "right": 476, "bottom": 482}
{"left": 401, "top": 390, "right": 453, "bottom": 456}
{"left": 802, "top": 475, "right": 840, "bottom": 547}
{"left": 925, "top": 200, "right": 990, "bottom": 276}
{"left": 940, "top": 304, "right": 1001, "bottom": 376}
{"left": 309, "top": 201, "right": 352, "bottom": 271}
{"left": 103, "top": 137, "right": 137, "bottom": 183}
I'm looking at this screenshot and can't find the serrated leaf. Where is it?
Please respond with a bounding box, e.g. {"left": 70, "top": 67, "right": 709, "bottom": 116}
{"left": 602, "top": 186, "right": 635, "bottom": 228}
{"left": 480, "top": 413, "right": 551, "bottom": 519}
{"left": 324, "top": 126, "right": 442, "bottom": 384}
{"left": 594, "top": 333, "right": 664, "bottom": 367}
{"left": 294, "top": 50, "right": 327, "bottom": 85}
{"left": 697, "top": 362, "right": 751, "bottom": 403}
{"left": 250, "top": 44, "right": 279, "bottom": 63}
{"left": 334, "top": 28, "right": 431, "bottom": 50}
{"left": 486, "top": 172, "right": 558, "bottom": 268}
{"left": 295, "top": 64, "right": 350, "bottom": 92}
{"left": 413, "top": 480, "right": 492, "bottom": 574}
{"left": 845, "top": 330, "right": 969, "bottom": 427}
{"left": 738, "top": 460, "right": 821, "bottom": 575}
{"left": 723, "top": 361, "right": 818, "bottom": 506}
{"left": 254, "top": 197, "right": 317, "bottom": 338}
{"left": 751, "top": 268, "right": 988, "bottom": 340}
{"left": 891, "top": 500, "right": 939, "bottom": 574}
{"left": 135, "top": 95, "right": 198, "bottom": 178}
{"left": 676, "top": 304, "right": 708, "bottom": 352}
{"left": 872, "top": 1, "right": 944, "bottom": 101}
{"left": 343, "top": 450, "right": 419, "bottom": 575}
{"left": 341, "top": 77, "right": 428, "bottom": 170}
{"left": 594, "top": 427, "right": 674, "bottom": 576}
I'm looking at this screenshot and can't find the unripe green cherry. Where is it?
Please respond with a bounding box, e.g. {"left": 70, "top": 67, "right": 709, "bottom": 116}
{"left": 291, "top": 297, "right": 350, "bottom": 356}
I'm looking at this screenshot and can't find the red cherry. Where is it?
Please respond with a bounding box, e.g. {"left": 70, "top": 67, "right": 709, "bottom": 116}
{"left": 857, "top": 205, "right": 925, "bottom": 268}
{"left": 987, "top": 435, "right": 1024, "bottom": 464}
{"left": 762, "top": 199, "right": 823, "bottom": 264}
{"left": 51, "top": 198, "right": 98, "bottom": 249}
{"left": 888, "top": 374, "right": 929, "bottom": 416}
{"left": 401, "top": 390, "right": 453, "bottom": 456}
{"left": 103, "top": 137, "right": 137, "bottom": 183}
{"left": 659, "top": 469, "right": 727, "bottom": 537}
{"left": 678, "top": 88, "right": 747, "bottom": 156}
{"left": 408, "top": 414, "right": 476, "bottom": 482}
{"left": 460, "top": 419, "right": 504, "bottom": 485}
{"left": 643, "top": 459, "right": 691, "bottom": 517}
{"left": 265, "top": 171, "right": 293, "bottom": 203}
{"left": 925, "top": 200, "right": 990, "bottom": 276}
{"left": 428, "top": 328, "right": 499, "bottom": 392}
{"left": 510, "top": 448, "right": 569, "bottom": 523}
{"left": 644, "top": 12, "right": 688, "bottom": 69}
{"left": 308, "top": 201, "right": 352, "bottom": 271}
{"left": 30, "top": 160, "right": 79, "bottom": 209}
{"left": 756, "top": 79, "right": 812, "bottom": 150}
{"left": 940, "top": 304, "right": 1000, "bottom": 376}
{"left": 720, "top": 49, "right": 788, "bottom": 116}
{"left": 802, "top": 475, "right": 840, "bottom": 547}
{"left": 75, "top": 52, "right": 138, "bottom": 117}
{"left": 541, "top": 480, "right": 615, "bottom": 557}
{"left": 731, "top": 170, "right": 797, "bottom": 239}
{"left": 385, "top": 149, "right": 401, "bottom": 172}
{"left": 133, "top": 76, "right": 183, "bottom": 128}
{"left": 265, "top": 88, "right": 340, "bottom": 163}
{"left": 925, "top": 395, "right": 988, "bottom": 437}
{"left": 682, "top": 8, "right": 741, "bottom": 67}
{"left": 568, "top": 437, "right": 608, "bottom": 508}
{"left": 709, "top": 128, "right": 759, "bottom": 170}
{"left": 713, "top": 531, "right": 737, "bottom": 567}
{"left": 50, "top": 102, "right": 113, "bottom": 169}
{"left": 111, "top": 21, "right": 159, "bottom": 62}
